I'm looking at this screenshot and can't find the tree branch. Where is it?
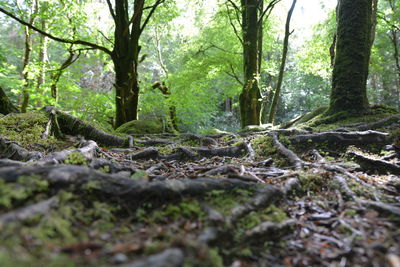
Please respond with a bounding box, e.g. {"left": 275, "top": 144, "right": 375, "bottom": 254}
{"left": 105, "top": 0, "right": 116, "bottom": 21}
{"left": 259, "top": 0, "right": 281, "bottom": 25}
{"left": 0, "top": 7, "right": 113, "bottom": 56}
{"left": 140, "top": 0, "right": 165, "bottom": 35}
{"left": 225, "top": 64, "right": 244, "bottom": 85}
{"left": 225, "top": 3, "right": 243, "bottom": 45}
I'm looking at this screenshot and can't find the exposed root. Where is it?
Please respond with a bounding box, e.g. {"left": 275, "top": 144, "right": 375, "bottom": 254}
{"left": 0, "top": 197, "right": 58, "bottom": 224}
{"left": 120, "top": 248, "right": 184, "bottom": 267}
{"left": 270, "top": 132, "right": 303, "bottom": 169}
{"left": 44, "top": 106, "right": 128, "bottom": 147}
{"left": 348, "top": 150, "right": 400, "bottom": 175}
{"left": 289, "top": 130, "right": 392, "bottom": 146}
{"left": 0, "top": 137, "right": 42, "bottom": 161}
{"left": 243, "top": 219, "right": 296, "bottom": 244}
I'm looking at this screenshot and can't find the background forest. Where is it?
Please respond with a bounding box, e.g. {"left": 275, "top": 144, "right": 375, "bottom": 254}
{"left": 0, "top": 0, "right": 399, "bottom": 131}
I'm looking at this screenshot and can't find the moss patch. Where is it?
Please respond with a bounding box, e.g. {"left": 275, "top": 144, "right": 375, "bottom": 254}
{"left": 64, "top": 152, "right": 88, "bottom": 166}
{"left": 0, "top": 111, "right": 58, "bottom": 148}
{"left": 116, "top": 118, "right": 165, "bottom": 135}
{"left": 305, "top": 105, "right": 398, "bottom": 131}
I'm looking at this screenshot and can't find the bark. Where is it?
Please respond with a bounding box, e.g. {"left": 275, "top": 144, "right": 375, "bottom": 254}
{"left": 240, "top": 0, "right": 262, "bottom": 127}
{"left": 0, "top": 137, "right": 42, "bottom": 161}
{"left": 348, "top": 150, "right": 400, "bottom": 175}
{"left": 328, "top": 0, "right": 373, "bottom": 115}
{"left": 35, "top": 17, "right": 48, "bottom": 107}
{"left": 43, "top": 106, "right": 128, "bottom": 147}
{"left": 120, "top": 248, "right": 184, "bottom": 267}
{"left": 288, "top": 130, "right": 392, "bottom": 146}
{"left": 0, "top": 165, "right": 258, "bottom": 200}
{"left": 268, "top": 0, "right": 296, "bottom": 124}
{"left": 20, "top": 0, "right": 38, "bottom": 113}
{"left": 0, "top": 197, "right": 58, "bottom": 224}
{"left": 0, "top": 87, "right": 19, "bottom": 114}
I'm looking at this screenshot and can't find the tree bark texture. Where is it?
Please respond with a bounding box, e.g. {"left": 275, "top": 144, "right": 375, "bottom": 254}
{"left": 21, "top": 0, "right": 38, "bottom": 113}
{"left": 240, "top": 0, "right": 262, "bottom": 128}
{"left": 328, "top": 0, "right": 373, "bottom": 115}
{"left": 35, "top": 17, "right": 48, "bottom": 107}
{"left": 0, "top": 87, "right": 19, "bottom": 115}
{"left": 113, "top": 0, "right": 143, "bottom": 128}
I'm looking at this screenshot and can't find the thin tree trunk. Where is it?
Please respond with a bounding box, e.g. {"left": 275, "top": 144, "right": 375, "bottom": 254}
{"left": 268, "top": 0, "right": 296, "bottom": 124}
{"left": 21, "top": 0, "right": 38, "bottom": 113}
{"left": 240, "top": 0, "right": 262, "bottom": 128}
{"left": 36, "top": 18, "right": 48, "bottom": 107}
{"left": 50, "top": 48, "right": 77, "bottom": 103}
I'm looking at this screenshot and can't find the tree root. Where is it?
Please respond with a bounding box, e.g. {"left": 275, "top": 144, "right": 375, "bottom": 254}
{"left": 120, "top": 248, "right": 184, "bottom": 267}
{"left": 228, "top": 185, "right": 284, "bottom": 223}
{"left": 43, "top": 106, "right": 128, "bottom": 147}
{"left": 352, "top": 114, "right": 400, "bottom": 131}
{"left": 333, "top": 175, "right": 400, "bottom": 217}
{"left": 0, "top": 197, "right": 58, "bottom": 224}
{"left": 0, "top": 165, "right": 259, "bottom": 200}
{"left": 270, "top": 132, "right": 303, "bottom": 169}
{"left": 288, "top": 130, "right": 392, "bottom": 146}
{"left": 348, "top": 150, "right": 400, "bottom": 175}
{"left": 243, "top": 219, "right": 296, "bottom": 244}
{"left": 0, "top": 137, "right": 42, "bottom": 161}
{"left": 129, "top": 143, "right": 249, "bottom": 161}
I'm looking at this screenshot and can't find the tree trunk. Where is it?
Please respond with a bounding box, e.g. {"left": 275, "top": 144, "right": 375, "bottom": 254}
{"left": 240, "top": 0, "right": 262, "bottom": 128}
{"left": 113, "top": 0, "right": 143, "bottom": 128}
{"left": 36, "top": 18, "right": 48, "bottom": 107}
{"left": 0, "top": 87, "right": 18, "bottom": 115}
{"left": 21, "top": 0, "right": 38, "bottom": 113}
{"left": 328, "top": 0, "right": 373, "bottom": 115}
{"left": 268, "top": 0, "right": 296, "bottom": 124}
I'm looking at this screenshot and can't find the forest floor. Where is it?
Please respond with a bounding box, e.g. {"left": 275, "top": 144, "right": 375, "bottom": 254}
{"left": 0, "top": 107, "right": 400, "bottom": 267}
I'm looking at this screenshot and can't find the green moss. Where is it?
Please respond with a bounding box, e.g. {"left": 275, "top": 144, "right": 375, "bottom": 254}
{"left": 301, "top": 104, "right": 399, "bottom": 132}
{"left": 131, "top": 169, "right": 148, "bottom": 179}
{"left": 64, "top": 152, "right": 88, "bottom": 166}
{"left": 206, "top": 248, "right": 224, "bottom": 267}
{"left": 115, "top": 118, "right": 165, "bottom": 134}
{"left": 251, "top": 136, "right": 276, "bottom": 160}
{"left": 158, "top": 146, "right": 174, "bottom": 155}
{"left": 220, "top": 135, "right": 234, "bottom": 143}
{"left": 181, "top": 139, "right": 201, "bottom": 147}
{"left": 98, "top": 165, "right": 110, "bottom": 173}
{"left": 0, "top": 111, "right": 58, "bottom": 148}
{"left": 298, "top": 171, "right": 329, "bottom": 192}
{"left": 0, "top": 176, "right": 49, "bottom": 210}
{"left": 206, "top": 188, "right": 253, "bottom": 216}
{"left": 137, "top": 200, "right": 205, "bottom": 223}
{"left": 236, "top": 205, "right": 288, "bottom": 232}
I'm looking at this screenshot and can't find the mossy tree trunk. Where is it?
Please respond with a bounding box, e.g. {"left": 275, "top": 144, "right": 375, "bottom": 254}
{"left": 328, "top": 0, "right": 374, "bottom": 115}
{"left": 20, "top": 0, "right": 38, "bottom": 113}
{"left": 237, "top": 0, "right": 279, "bottom": 128}
{"left": 0, "top": 87, "right": 19, "bottom": 115}
{"left": 240, "top": 0, "right": 262, "bottom": 128}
